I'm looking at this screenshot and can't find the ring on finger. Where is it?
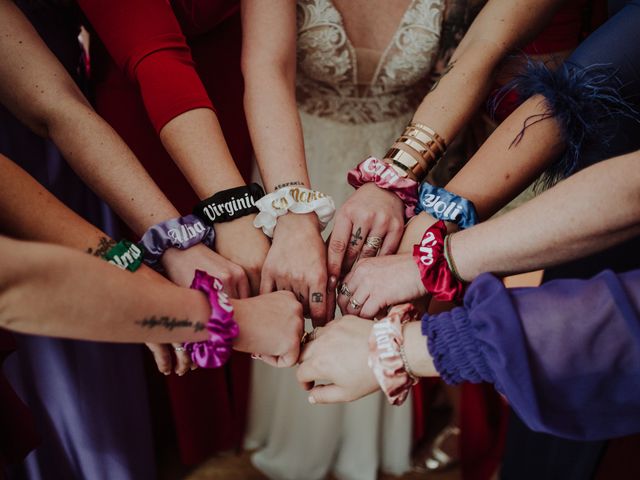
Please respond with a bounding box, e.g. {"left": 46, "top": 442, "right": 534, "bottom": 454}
{"left": 349, "top": 297, "right": 363, "bottom": 311}
{"left": 364, "top": 236, "right": 383, "bottom": 251}
{"left": 300, "top": 331, "right": 311, "bottom": 346}
{"left": 173, "top": 346, "right": 186, "bottom": 353}
{"left": 339, "top": 283, "right": 352, "bottom": 298}
{"left": 310, "top": 327, "right": 319, "bottom": 341}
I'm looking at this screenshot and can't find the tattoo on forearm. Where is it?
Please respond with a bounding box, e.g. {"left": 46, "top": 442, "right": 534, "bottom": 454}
{"left": 429, "top": 61, "right": 456, "bottom": 92}
{"left": 87, "top": 236, "right": 116, "bottom": 257}
{"left": 274, "top": 180, "right": 305, "bottom": 191}
{"left": 136, "top": 316, "right": 205, "bottom": 332}
{"left": 311, "top": 292, "right": 323, "bottom": 303}
{"left": 350, "top": 227, "right": 363, "bottom": 247}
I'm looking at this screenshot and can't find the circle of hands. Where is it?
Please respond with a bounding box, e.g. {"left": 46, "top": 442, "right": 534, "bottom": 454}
{"left": 148, "top": 184, "right": 431, "bottom": 405}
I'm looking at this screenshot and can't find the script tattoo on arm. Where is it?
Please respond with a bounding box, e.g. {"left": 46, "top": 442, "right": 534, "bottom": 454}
{"left": 136, "top": 316, "right": 205, "bottom": 332}
{"left": 86, "top": 236, "right": 116, "bottom": 257}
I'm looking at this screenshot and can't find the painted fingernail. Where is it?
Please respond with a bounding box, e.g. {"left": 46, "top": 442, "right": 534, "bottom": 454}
{"left": 163, "top": 370, "right": 170, "bottom": 376}
{"left": 308, "top": 395, "right": 316, "bottom": 404}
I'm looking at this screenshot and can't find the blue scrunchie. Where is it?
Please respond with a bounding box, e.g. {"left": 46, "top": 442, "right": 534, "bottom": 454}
{"left": 415, "top": 183, "right": 478, "bottom": 229}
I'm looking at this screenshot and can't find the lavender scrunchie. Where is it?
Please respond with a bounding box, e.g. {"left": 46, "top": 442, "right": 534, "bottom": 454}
{"left": 184, "top": 270, "right": 238, "bottom": 368}
{"left": 139, "top": 214, "right": 215, "bottom": 267}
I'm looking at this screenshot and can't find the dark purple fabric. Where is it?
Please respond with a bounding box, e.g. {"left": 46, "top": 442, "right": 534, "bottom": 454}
{"left": 423, "top": 270, "right": 640, "bottom": 441}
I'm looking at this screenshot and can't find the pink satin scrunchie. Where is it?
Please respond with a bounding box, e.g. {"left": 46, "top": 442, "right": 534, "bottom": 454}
{"left": 347, "top": 157, "right": 419, "bottom": 219}
{"left": 412, "top": 220, "right": 465, "bottom": 303}
{"left": 368, "top": 303, "right": 418, "bottom": 406}
{"left": 183, "top": 270, "right": 238, "bottom": 368}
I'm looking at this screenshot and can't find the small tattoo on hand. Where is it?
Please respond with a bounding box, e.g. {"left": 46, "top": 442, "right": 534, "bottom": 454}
{"left": 350, "top": 227, "right": 363, "bottom": 247}
{"left": 311, "top": 292, "right": 323, "bottom": 303}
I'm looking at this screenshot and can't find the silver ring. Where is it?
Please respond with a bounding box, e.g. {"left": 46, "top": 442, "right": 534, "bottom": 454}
{"left": 364, "top": 236, "right": 383, "bottom": 251}
{"left": 349, "top": 298, "right": 362, "bottom": 311}
{"left": 173, "top": 346, "right": 186, "bottom": 353}
{"left": 339, "top": 283, "right": 352, "bottom": 298}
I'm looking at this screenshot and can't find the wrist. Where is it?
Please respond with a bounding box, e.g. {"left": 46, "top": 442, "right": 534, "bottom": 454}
{"left": 273, "top": 210, "right": 321, "bottom": 236}
{"left": 403, "top": 321, "right": 435, "bottom": 377}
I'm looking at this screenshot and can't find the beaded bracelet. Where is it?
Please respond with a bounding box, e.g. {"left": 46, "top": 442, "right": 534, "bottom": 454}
{"left": 138, "top": 214, "right": 215, "bottom": 268}
{"left": 183, "top": 270, "right": 238, "bottom": 368}
{"left": 253, "top": 186, "right": 335, "bottom": 237}
{"left": 412, "top": 220, "right": 465, "bottom": 302}
{"left": 347, "top": 156, "right": 419, "bottom": 219}
{"left": 415, "top": 183, "right": 478, "bottom": 229}
{"left": 368, "top": 303, "right": 418, "bottom": 406}
{"left": 102, "top": 240, "right": 145, "bottom": 272}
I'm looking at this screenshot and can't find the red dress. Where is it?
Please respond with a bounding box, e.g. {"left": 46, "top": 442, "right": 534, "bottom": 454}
{"left": 78, "top": 0, "right": 251, "bottom": 464}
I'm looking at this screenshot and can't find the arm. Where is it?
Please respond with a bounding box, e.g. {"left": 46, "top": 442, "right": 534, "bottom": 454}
{"left": 327, "top": 0, "right": 564, "bottom": 282}
{"left": 77, "top": 0, "right": 271, "bottom": 290}
{"left": 0, "top": 235, "right": 303, "bottom": 367}
{"left": 0, "top": 0, "right": 250, "bottom": 295}
{"left": 240, "top": 0, "right": 328, "bottom": 323}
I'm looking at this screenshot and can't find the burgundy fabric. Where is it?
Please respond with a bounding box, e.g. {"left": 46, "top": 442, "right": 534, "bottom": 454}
{"left": 84, "top": 0, "right": 252, "bottom": 464}
{"left": 0, "top": 329, "right": 39, "bottom": 469}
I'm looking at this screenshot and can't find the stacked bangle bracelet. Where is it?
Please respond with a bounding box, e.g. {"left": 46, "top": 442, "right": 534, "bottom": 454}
{"left": 253, "top": 186, "right": 335, "bottom": 237}
{"left": 383, "top": 122, "right": 447, "bottom": 181}
{"left": 368, "top": 303, "right": 418, "bottom": 406}
{"left": 415, "top": 183, "right": 478, "bottom": 229}
{"left": 183, "top": 270, "right": 238, "bottom": 368}
{"left": 139, "top": 214, "right": 215, "bottom": 268}
{"left": 412, "top": 220, "right": 465, "bottom": 302}
{"left": 347, "top": 156, "right": 419, "bottom": 219}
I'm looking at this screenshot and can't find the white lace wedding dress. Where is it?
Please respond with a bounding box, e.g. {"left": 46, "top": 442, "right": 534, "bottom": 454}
{"left": 245, "top": 1, "right": 445, "bottom": 479}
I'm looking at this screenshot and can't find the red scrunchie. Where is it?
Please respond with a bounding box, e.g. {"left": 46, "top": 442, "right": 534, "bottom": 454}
{"left": 412, "top": 221, "right": 464, "bottom": 302}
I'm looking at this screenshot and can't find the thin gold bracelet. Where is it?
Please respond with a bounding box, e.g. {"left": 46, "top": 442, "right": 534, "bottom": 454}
{"left": 444, "top": 233, "right": 465, "bottom": 283}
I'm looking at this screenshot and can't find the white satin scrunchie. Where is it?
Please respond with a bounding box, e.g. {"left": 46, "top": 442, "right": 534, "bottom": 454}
{"left": 253, "top": 186, "right": 335, "bottom": 237}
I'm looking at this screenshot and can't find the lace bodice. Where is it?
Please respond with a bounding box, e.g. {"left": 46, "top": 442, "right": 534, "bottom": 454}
{"left": 296, "top": 0, "right": 445, "bottom": 124}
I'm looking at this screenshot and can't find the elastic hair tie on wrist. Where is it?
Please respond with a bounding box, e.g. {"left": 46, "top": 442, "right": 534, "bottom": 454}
{"left": 138, "top": 214, "right": 215, "bottom": 268}
{"left": 102, "top": 239, "right": 145, "bottom": 272}
{"left": 347, "top": 156, "right": 419, "bottom": 219}
{"left": 414, "top": 183, "right": 478, "bottom": 229}
{"left": 183, "top": 270, "right": 238, "bottom": 368}
{"left": 194, "top": 183, "right": 265, "bottom": 225}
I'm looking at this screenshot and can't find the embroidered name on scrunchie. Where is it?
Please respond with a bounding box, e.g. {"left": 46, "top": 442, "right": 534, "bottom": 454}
{"left": 415, "top": 183, "right": 478, "bottom": 229}
{"left": 193, "top": 183, "right": 265, "bottom": 224}
{"left": 103, "top": 240, "right": 144, "bottom": 272}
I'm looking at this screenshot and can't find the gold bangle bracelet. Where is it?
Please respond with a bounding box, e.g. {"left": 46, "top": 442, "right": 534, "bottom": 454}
{"left": 381, "top": 157, "right": 411, "bottom": 178}
{"left": 403, "top": 127, "right": 445, "bottom": 156}
{"left": 385, "top": 148, "right": 424, "bottom": 180}
{"left": 444, "top": 233, "right": 465, "bottom": 283}
{"left": 391, "top": 142, "right": 430, "bottom": 178}
{"left": 397, "top": 136, "right": 440, "bottom": 166}
{"left": 409, "top": 122, "right": 447, "bottom": 151}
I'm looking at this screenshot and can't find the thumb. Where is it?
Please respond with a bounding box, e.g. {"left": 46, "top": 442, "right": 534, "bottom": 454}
{"left": 308, "top": 384, "right": 347, "bottom": 404}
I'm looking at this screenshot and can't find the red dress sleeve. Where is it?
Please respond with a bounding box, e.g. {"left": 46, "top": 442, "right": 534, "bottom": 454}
{"left": 78, "top": 0, "right": 214, "bottom": 133}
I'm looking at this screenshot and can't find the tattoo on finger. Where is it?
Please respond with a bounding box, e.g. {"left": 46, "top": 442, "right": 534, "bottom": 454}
{"left": 350, "top": 227, "right": 363, "bottom": 247}
{"left": 311, "top": 292, "right": 323, "bottom": 303}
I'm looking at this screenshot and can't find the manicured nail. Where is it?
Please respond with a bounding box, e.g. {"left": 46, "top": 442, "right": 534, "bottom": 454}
{"left": 163, "top": 371, "right": 170, "bottom": 376}
{"left": 308, "top": 395, "right": 316, "bottom": 404}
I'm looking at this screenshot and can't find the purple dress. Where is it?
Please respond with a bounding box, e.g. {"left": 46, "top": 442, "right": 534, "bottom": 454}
{"left": 0, "top": 2, "right": 155, "bottom": 478}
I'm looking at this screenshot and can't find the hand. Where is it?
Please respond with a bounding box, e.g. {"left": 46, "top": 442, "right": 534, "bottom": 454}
{"left": 145, "top": 342, "right": 195, "bottom": 376}
{"left": 398, "top": 211, "right": 440, "bottom": 253}
{"left": 261, "top": 213, "right": 329, "bottom": 325}
{"left": 296, "top": 315, "right": 379, "bottom": 404}
{"left": 231, "top": 291, "right": 304, "bottom": 367}
{"left": 327, "top": 183, "right": 405, "bottom": 291}
{"left": 214, "top": 214, "right": 271, "bottom": 295}
{"left": 161, "top": 243, "right": 251, "bottom": 298}
{"left": 338, "top": 254, "right": 427, "bottom": 318}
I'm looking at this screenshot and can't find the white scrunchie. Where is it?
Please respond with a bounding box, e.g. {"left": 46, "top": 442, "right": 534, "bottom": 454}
{"left": 253, "top": 186, "right": 336, "bottom": 237}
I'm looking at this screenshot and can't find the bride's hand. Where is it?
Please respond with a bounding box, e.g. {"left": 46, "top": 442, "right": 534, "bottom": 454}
{"left": 327, "top": 182, "right": 405, "bottom": 291}
{"left": 338, "top": 253, "right": 427, "bottom": 318}
{"left": 260, "top": 213, "right": 329, "bottom": 325}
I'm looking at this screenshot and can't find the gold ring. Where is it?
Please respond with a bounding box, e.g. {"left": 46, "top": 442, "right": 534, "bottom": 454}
{"left": 349, "top": 298, "right": 362, "bottom": 310}
{"left": 173, "top": 346, "right": 186, "bottom": 353}
{"left": 364, "top": 236, "right": 383, "bottom": 250}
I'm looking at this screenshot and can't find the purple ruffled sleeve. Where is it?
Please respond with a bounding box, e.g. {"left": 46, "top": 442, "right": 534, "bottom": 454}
{"left": 422, "top": 270, "right": 640, "bottom": 441}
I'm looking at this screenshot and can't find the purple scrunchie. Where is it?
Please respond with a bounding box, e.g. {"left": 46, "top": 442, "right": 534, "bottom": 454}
{"left": 183, "top": 270, "right": 238, "bottom": 368}
{"left": 138, "top": 214, "right": 215, "bottom": 267}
